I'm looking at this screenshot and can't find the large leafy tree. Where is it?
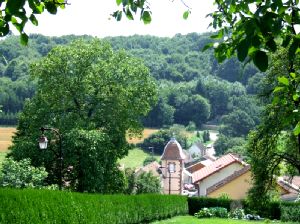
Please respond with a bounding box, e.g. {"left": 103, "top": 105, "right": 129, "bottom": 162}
{"left": 9, "top": 40, "right": 157, "bottom": 193}
{"left": 247, "top": 49, "right": 300, "bottom": 209}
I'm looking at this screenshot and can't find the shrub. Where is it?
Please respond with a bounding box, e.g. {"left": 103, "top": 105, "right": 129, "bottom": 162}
{"left": 188, "top": 197, "right": 232, "bottom": 215}
{"left": 143, "top": 156, "right": 157, "bottom": 166}
{"left": 135, "top": 172, "right": 161, "bottom": 194}
{"left": 229, "top": 208, "right": 245, "bottom": 219}
{"left": 194, "top": 208, "right": 213, "bottom": 218}
{"left": 0, "top": 188, "right": 188, "bottom": 224}
{"left": 0, "top": 158, "right": 48, "bottom": 189}
{"left": 280, "top": 202, "right": 300, "bottom": 222}
{"left": 195, "top": 207, "right": 228, "bottom": 219}
{"left": 210, "top": 207, "right": 228, "bottom": 218}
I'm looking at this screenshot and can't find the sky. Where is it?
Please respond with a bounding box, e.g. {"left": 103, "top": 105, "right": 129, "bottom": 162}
{"left": 24, "top": 0, "right": 216, "bottom": 38}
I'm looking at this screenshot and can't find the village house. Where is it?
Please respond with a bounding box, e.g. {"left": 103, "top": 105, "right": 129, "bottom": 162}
{"left": 154, "top": 137, "right": 299, "bottom": 200}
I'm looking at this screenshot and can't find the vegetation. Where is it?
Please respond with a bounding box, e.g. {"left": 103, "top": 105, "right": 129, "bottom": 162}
{"left": 0, "top": 0, "right": 67, "bottom": 44}
{"left": 0, "top": 188, "right": 188, "bottom": 224}
{"left": 119, "top": 148, "right": 159, "bottom": 169}
{"left": 0, "top": 158, "right": 49, "bottom": 188}
{"left": 9, "top": 40, "right": 157, "bottom": 193}
{"left": 151, "top": 216, "right": 298, "bottom": 224}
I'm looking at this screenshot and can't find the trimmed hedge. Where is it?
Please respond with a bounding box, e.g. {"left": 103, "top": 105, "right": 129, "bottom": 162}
{"left": 280, "top": 201, "right": 300, "bottom": 222}
{"left": 188, "top": 197, "right": 232, "bottom": 215}
{"left": 0, "top": 188, "right": 188, "bottom": 224}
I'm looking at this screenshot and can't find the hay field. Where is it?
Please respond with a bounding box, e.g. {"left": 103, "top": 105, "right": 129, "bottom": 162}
{"left": 0, "top": 127, "right": 16, "bottom": 152}
{"left": 127, "top": 128, "right": 159, "bottom": 144}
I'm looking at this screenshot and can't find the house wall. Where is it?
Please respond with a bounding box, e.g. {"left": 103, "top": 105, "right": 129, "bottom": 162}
{"left": 197, "top": 162, "right": 244, "bottom": 196}
{"left": 161, "top": 159, "right": 183, "bottom": 195}
{"left": 208, "top": 170, "right": 252, "bottom": 200}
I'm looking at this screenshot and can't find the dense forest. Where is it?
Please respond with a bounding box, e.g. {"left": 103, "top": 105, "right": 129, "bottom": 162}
{"left": 0, "top": 33, "right": 264, "bottom": 153}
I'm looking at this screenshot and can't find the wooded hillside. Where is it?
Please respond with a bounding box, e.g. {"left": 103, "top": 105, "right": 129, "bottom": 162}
{"left": 0, "top": 33, "right": 263, "bottom": 137}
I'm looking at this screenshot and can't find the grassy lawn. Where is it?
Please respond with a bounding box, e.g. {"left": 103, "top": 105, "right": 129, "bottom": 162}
{"left": 119, "top": 148, "right": 160, "bottom": 168}
{"left": 151, "top": 216, "right": 297, "bottom": 224}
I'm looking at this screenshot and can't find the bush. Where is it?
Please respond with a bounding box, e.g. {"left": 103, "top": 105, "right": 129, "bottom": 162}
{"left": 194, "top": 208, "right": 213, "bottom": 218}
{"left": 143, "top": 156, "right": 157, "bottom": 166}
{"left": 0, "top": 158, "right": 48, "bottom": 189}
{"left": 280, "top": 202, "right": 300, "bottom": 222}
{"left": 195, "top": 207, "right": 228, "bottom": 219}
{"left": 229, "top": 208, "right": 245, "bottom": 219}
{"left": 135, "top": 172, "right": 161, "bottom": 194}
{"left": 0, "top": 188, "right": 188, "bottom": 224}
{"left": 188, "top": 197, "right": 232, "bottom": 215}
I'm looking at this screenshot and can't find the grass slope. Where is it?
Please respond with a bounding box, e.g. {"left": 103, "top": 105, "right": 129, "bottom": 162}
{"left": 119, "top": 148, "right": 160, "bottom": 168}
{"left": 151, "top": 216, "right": 298, "bottom": 224}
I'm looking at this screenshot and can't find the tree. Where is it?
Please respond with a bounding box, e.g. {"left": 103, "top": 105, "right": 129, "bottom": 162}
{"left": 246, "top": 49, "right": 300, "bottom": 208}
{"left": 220, "top": 110, "right": 256, "bottom": 137}
{"left": 174, "top": 94, "right": 211, "bottom": 127}
{"left": 9, "top": 39, "right": 157, "bottom": 193}
{"left": 0, "top": 0, "right": 67, "bottom": 44}
{"left": 0, "top": 158, "right": 48, "bottom": 189}
{"left": 124, "top": 169, "right": 161, "bottom": 194}
{"left": 207, "top": 0, "right": 300, "bottom": 134}
{"left": 135, "top": 172, "right": 161, "bottom": 194}
{"left": 139, "top": 125, "right": 188, "bottom": 155}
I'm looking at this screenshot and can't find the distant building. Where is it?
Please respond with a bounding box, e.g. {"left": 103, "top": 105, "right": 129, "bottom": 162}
{"left": 160, "top": 137, "right": 186, "bottom": 194}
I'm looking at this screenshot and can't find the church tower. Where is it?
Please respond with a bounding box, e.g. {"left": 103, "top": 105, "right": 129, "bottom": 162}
{"left": 160, "top": 137, "right": 185, "bottom": 194}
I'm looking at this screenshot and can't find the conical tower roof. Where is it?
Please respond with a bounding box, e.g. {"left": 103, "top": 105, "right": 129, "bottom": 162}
{"left": 161, "top": 137, "right": 186, "bottom": 160}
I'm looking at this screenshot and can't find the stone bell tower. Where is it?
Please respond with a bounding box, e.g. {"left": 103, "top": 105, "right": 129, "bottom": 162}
{"left": 160, "top": 137, "right": 185, "bottom": 194}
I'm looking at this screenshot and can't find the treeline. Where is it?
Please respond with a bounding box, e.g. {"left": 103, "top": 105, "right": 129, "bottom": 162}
{"left": 0, "top": 33, "right": 264, "bottom": 136}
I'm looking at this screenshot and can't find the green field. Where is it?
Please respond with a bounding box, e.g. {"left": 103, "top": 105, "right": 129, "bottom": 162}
{"left": 119, "top": 148, "right": 160, "bottom": 168}
{"left": 151, "top": 216, "right": 297, "bottom": 224}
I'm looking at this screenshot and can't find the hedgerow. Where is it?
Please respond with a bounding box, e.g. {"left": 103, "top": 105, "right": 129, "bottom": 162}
{"left": 0, "top": 188, "right": 188, "bottom": 224}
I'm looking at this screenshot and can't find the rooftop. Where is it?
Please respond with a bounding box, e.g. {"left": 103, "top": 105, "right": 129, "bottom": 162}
{"left": 192, "top": 153, "right": 246, "bottom": 183}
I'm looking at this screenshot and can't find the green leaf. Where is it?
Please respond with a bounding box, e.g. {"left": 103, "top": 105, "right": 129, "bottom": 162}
{"left": 142, "top": 11, "right": 151, "bottom": 24}
{"left": 20, "top": 33, "right": 28, "bottom": 45}
{"left": 126, "top": 8, "right": 133, "bottom": 20}
{"left": 293, "top": 122, "right": 300, "bottom": 135}
{"left": 293, "top": 94, "right": 299, "bottom": 101}
{"left": 273, "top": 86, "right": 284, "bottom": 93}
{"left": 282, "top": 35, "right": 291, "bottom": 48}
{"left": 237, "top": 39, "right": 249, "bottom": 62}
{"left": 45, "top": 2, "right": 57, "bottom": 14}
{"left": 290, "top": 72, "right": 296, "bottom": 79}
{"left": 266, "top": 39, "right": 277, "bottom": 52}
{"left": 116, "top": 0, "right": 122, "bottom": 6}
{"left": 288, "top": 37, "right": 300, "bottom": 61}
{"left": 183, "top": 10, "right": 190, "bottom": 20}
{"left": 202, "top": 43, "right": 214, "bottom": 52}
{"left": 6, "top": 0, "right": 26, "bottom": 14}
{"left": 278, "top": 76, "right": 289, "bottom": 86}
{"left": 29, "top": 14, "right": 38, "bottom": 26}
{"left": 253, "top": 50, "right": 268, "bottom": 72}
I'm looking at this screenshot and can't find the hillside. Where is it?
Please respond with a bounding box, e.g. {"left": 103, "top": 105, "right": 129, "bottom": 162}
{"left": 0, "top": 33, "right": 263, "bottom": 130}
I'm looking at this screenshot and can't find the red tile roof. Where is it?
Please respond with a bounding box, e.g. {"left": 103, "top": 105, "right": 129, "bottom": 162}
{"left": 161, "top": 138, "right": 186, "bottom": 160}
{"left": 192, "top": 153, "right": 246, "bottom": 183}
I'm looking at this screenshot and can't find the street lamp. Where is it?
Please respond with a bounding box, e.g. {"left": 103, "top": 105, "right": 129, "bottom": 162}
{"left": 38, "top": 127, "right": 63, "bottom": 190}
